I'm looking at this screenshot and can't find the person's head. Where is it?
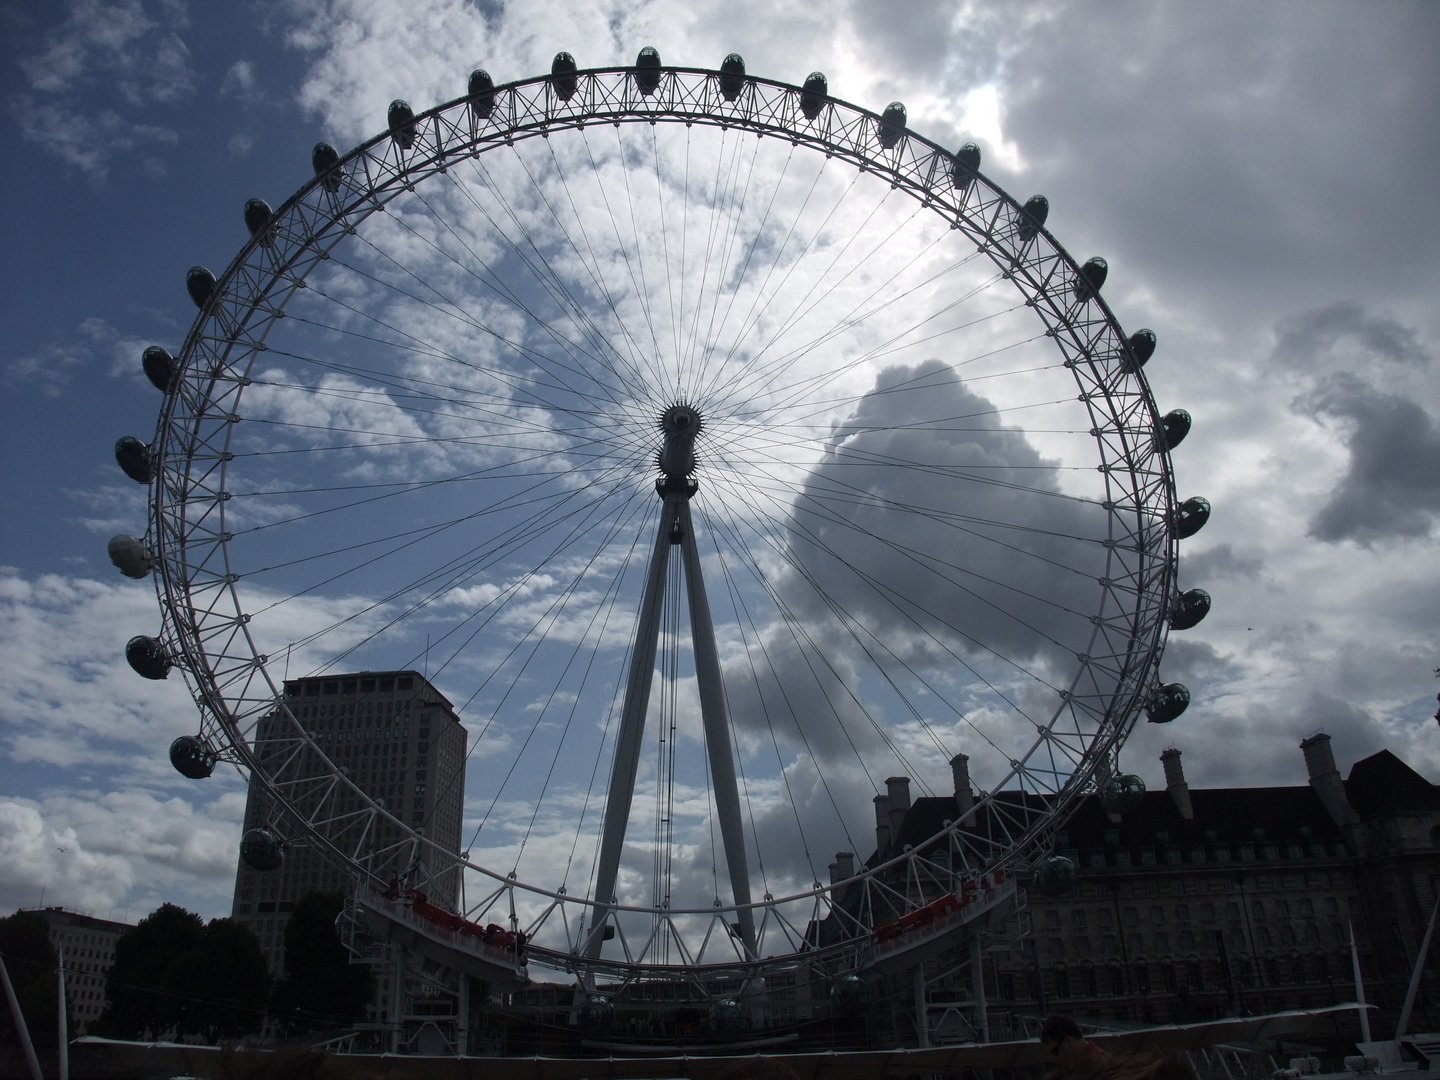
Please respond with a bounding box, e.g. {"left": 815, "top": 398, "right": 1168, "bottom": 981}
{"left": 1040, "top": 1014, "right": 1085, "bottom": 1056}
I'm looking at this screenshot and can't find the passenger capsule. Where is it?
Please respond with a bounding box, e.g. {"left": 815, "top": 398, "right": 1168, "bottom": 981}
{"left": 1034, "top": 854, "right": 1076, "bottom": 896}
{"left": 878, "top": 102, "right": 907, "bottom": 150}
{"left": 388, "top": 99, "right": 416, "bottom": 149}
{"left": 312, "top": 142, "right": 342, "bottom": 193}
{"left": 141, "top": 345, "right": 177, "bottom": 392}
{"left": 1161, "top": 408, "right": 1192, "bottom": 450}
{"left": 1128, "top": 328, "right": 1156, "bottom": 368}
{"left": 1174, "top": 496, "right": 1211, "bottom": 539}
{"left": 107, "top": 534, "right": 152, "bottom": 579}
{"left": 1015, "top": 194, "right": 1049, "bottom": 242}
{"left": 635, "top": 46, "right": 661, "bottom": 95}
{"left": 551, "top": 51, "right": 578, "bottom": 101}
{"left": 579, "top": 994, "right": 615, "bottom": 1033}
{"left": 800, "top": 71, "right": 828, "bottom": 121}
{"left": 243, "top": 197, "right": 273, "bottom": 239}
{"left": 710, "top": 998, "right": 745, "bottom": 1034}
{"left": 1074, "top": 256, "right": 1108, "bottom": 300}
{"left": 950, "top": 142, "right": 981, "bottom": 192}
{"left": 114, "top": 436, "right": 153, "bottom": 484}
{"left": 1146, "top": 682, "right": 1191, "bottom": 724}
{"left": 719, "top": 53, "right": 746, "bottom": 101}
{"left": 468, "top": 69, "right": 495, "bottom": 119}
{"left": 169, "top": 735, "right": 217, "bottom": 779}
{"left": 125, "top": 635, "right": 171, "bottom": 680}
{"left": 186, "top": 266, "right": 216, "bottom": 309}
{"left": 1098, "top": 773, "right": 1145, "bottom": 815}
{"left": 831, "top": 973, "right": 873, "bottom": 1016}
{"left": 239, "top": 828, "right": 284, "bottom": 872}
{"left": 1169, "top": 588, "right": 1211, "bottom": 631}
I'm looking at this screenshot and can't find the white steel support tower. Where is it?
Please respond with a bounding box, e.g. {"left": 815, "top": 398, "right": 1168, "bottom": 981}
{"left": 584, "top": 405, "right": 756, "bottom": 961}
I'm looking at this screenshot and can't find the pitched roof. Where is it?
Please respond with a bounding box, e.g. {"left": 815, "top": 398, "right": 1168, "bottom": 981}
{"left": 1345, "top": 749, "right": 1440, "bottom": 817}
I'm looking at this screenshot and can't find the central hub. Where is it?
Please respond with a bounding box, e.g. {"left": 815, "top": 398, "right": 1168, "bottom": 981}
{"left": 657, "top": 404, "right": 703, "bottom": 479}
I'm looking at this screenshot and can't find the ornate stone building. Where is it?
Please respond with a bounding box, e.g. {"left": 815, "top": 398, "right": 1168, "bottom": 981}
{"left": 862, "top": 734, "right": 1440, "bottom": 1043}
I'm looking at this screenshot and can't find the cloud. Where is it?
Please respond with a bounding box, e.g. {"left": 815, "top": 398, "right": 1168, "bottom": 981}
{"left": 1297, "top": 372, "right": 1440, "bottom": 544}
{"left": 10, "top": 0, "right": 195, "bottom": 180}
{"left": 5, "top": 317, "right": 141, "bottom": 397}
{"left": 1273, "top": 301, "right": 1429, "bottom": 372}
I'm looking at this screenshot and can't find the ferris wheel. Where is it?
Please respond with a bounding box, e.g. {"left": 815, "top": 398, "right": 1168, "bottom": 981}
{"left": 111, "top": 50, "right": 1210, "bottom": 987}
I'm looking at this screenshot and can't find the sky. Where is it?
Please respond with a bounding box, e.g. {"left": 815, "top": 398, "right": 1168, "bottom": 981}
{"left": 0, "top": 0, "right": 1437, "bottom": 932}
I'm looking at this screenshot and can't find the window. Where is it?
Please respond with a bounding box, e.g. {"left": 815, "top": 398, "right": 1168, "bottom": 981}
{"left": 1127, "top": 933, "right": 1144, "bottom": 955}
{"left": 1258, "top": 926, "right": 1273, "bottom": 947}
{"left": 1324, "top": 897, "right": 1339, "bottom": 914}
{"left": 1149, "top": 905, "right": 1165, "bottom": 924}
{"left": 1276, "top": 899, "right": 1290, "bottom": 916}
{"left": 1175, "top": 903, "right": 1189, "bottom": 921}
{"left": 1154, "top": 932, "right": 1170, "bottom": 954}
{"left": 1180, "top": 930, "right": 1195, "bottom": 951}
{"left": 1099, "top": 908, "right": 1114, "bottom": 926}
{"left": 1045, "top": 910, "right": 1062, "bottom": 930}
{"left": 1074, "top": 936, "right": 1092, "bottom": 958}
{"left": 1299, "top": 898, "right": 1314, "bottom": 916}
{"left": 1108, "top": 965, "right": 1125, "bottom": 995}
{"left": 1280, "top": 925, "right": 1295, "bottom": 946}
{"left": 1049, "top": 937, "right": 1065, "bottom": 959}
{"left": 1251, "top": 900, "right": 1265, "bottom": 918}
{"left": 1123, "top": 907, "right": 1139, "bottom": 925}
{"left": 1102, "top": 934, "right": 1118, "bottom": 956}
{"left": 1226, "top": 902, "right": 1241, "bottom": 919}
{"left": 1201, "top": 903, "right": 1215, "bottom": 921}
{"left": 1072, "top": 909, "right": 1088, "bottom": 929}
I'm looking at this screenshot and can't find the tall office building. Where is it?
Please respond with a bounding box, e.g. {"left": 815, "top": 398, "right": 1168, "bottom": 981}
{"left": 230, "top": 669, "right": 467, "bottom": 978}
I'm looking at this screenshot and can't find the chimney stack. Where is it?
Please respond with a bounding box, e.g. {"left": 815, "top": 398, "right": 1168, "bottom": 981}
{"left": 828, "top": 851, "right": 855, "bottom": 885}
{"left": 1300, "top": 733, "right": 1359, "bottom": 831}
{"left": 873, "top": 794, "right": 892, "bottom": 853}
{"left": 886, "top": 777, "right": 912, "bottom": 845}
{"left": 951, "top": 753, "right": 976, "bottom": 824}
{"left": 1160, "top": 747, "right": 1193, "bottom": 820}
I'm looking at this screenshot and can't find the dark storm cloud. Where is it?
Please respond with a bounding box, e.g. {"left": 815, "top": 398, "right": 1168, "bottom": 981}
{"left": 1273, "top": 301, "right": 1429, "bottom": 371}
{"left": 1296, "top": 372, "right": 1440, "bottom": 544}
{"left": 1176, "top": 542, "right": 1263, "bottom": 589}
{"left": 720, "top": 359, "right": 1108, "bottom": 771}
{"left": 993, "top": 3, "right": 1440, "bottom": 322}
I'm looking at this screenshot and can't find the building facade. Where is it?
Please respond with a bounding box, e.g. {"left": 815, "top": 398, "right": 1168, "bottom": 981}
{"left": 28, "top": 907, "right": 133, "bottom": 1035}
{"left": 859, "top": 734, "right": 1440, "bottom": 1045}
{"left": 230, "top": 669, "right": 467, "bottom": 987}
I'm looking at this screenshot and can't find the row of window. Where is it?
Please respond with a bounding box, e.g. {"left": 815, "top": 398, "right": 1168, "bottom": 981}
{"left": 997, "top": 951, "right": 1340, "bottom": 1000}
{"left": 1041, "top": 895, "right": 1343, "bottom": 930}
{"left": 1044, "top": 921, "right": 1342, "bottom": 959}
{"left": 286, "top": 675, "right": 417, "bottom": 695}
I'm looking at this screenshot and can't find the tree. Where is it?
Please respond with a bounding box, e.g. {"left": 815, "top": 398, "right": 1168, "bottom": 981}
{"left": 98, "top": 903, "right": 205, "bottom": 1039}
{"left": 97, "top": 904, "right": 270, "bottom": 1041}
{"left": 0, "top": 911, "right": 64, "bottom": 1053}
{"left": 269, "top": 892, "right": 373, "bottom": 1034}
{"left": 168, "top": 918, "right": 271, "bottom": 1039}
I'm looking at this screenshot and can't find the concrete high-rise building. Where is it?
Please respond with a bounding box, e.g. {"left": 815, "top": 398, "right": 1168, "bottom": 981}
{"left": 28, "top": 907, "right": 133, "bottom": 1034}
{"left": 230, "top": 670, "right": 467, "bottom": 979}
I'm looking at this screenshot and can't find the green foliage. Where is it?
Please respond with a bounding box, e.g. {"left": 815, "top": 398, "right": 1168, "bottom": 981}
{"left": 97, "top": 904, "right": 270, "bottom": 1041}
{"left": 269, "top": 892, "right": 373, "bottom": 1034}
{"left": 0, "top": 911, "right": 63, "bottom": 1052}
